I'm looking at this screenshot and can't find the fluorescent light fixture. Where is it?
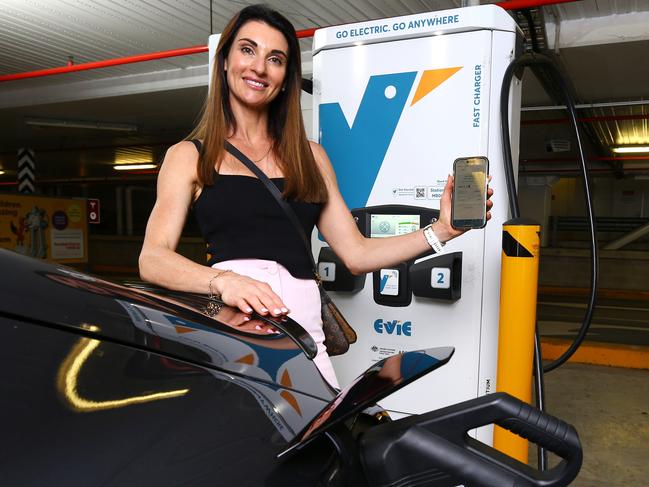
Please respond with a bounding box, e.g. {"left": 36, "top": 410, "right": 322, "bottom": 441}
{"left": 0, "top": 170, "right": 5, "bottom": 175}
{"left": 114, "top": 164, "right": 157, "bottom": 171}
{"left": 25, "top": 117, "right": 137, "bottom": 132}
{"left": 611, "top": 146, "right": 649, "bottom": 154}
{"left": 115, "top": 148, "right": 154, "bottom": 165}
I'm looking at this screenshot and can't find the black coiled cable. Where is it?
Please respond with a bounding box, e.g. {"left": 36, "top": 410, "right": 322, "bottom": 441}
{"left": 500, "top": 51, "right": 599, "bottom": 468}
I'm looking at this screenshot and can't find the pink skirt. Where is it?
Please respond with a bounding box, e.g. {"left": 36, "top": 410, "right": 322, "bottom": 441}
{"left": 212, "top": 258, "right": 339, "bottom": 388}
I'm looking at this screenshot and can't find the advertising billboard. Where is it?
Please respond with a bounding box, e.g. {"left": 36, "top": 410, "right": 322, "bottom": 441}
{"left": 0, "top": 193, "right": 88, "bottom": 264}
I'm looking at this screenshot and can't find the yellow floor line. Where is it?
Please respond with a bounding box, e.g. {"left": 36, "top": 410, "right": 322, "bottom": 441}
{"left": 541, "top": 338, "right": 649, "bottom": 369}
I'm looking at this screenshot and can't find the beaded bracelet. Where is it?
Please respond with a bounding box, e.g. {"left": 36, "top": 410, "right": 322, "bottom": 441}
{"left": 204, "top": 269, "right": 231, "bottom": 317}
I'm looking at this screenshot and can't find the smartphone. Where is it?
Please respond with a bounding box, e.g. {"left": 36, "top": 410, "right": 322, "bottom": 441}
{"left": 451, "top": 156, "right": 489, "bottom": 230}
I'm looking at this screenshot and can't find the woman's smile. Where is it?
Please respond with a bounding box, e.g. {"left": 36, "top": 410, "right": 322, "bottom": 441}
{"left": 244, "top": 77, "right": 269, "bottom": 90}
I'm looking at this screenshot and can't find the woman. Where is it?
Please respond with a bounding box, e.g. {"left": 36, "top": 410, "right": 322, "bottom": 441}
{"left": 139, "top": 4, "right": 492, "bottom": 388}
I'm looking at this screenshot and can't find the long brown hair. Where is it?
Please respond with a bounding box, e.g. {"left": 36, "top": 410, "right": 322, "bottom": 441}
{"left": 187, "top": 4, "right": 327, "bottom": 203}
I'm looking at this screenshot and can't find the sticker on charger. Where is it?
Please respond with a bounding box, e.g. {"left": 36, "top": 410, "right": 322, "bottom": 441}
{"left": 369, "top": 342, "right": 410, "bottom": 363}
{"left": 379, "top": 269, "right": 400, "bottom": 296}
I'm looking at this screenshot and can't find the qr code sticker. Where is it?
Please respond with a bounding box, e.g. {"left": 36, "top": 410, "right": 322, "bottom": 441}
{"left": 415, "top": 186, "right": 426, "bottom": 199}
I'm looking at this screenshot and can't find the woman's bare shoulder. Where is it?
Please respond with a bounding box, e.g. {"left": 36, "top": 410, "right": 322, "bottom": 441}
{"left": 166, "top": 140, "right": 201, "bottom": 162}
{"left": 158, "top": 140, "right": 201, "bottom": 185}
{"left": 309, "top": 140, "right": 334, "bottom": 172}
{"left": 308, "top": 139, "right": 324, "bottom": 155}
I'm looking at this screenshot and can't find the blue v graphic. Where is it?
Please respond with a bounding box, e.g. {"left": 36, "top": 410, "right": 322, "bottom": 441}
{"left": 379, "top": 274, "right": 389, "bottom": 293}
{"left": 320, "top": 72, "right": 417, "bottom": 211}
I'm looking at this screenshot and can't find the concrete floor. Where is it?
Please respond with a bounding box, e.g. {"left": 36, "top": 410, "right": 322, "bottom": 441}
{"left": 530, "top": 363, "right": 649, "bottom": 486}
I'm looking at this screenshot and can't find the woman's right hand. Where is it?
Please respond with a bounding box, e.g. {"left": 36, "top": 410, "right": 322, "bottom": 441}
{"left": 213, "top": 271, "right": 290, "bottom": 318}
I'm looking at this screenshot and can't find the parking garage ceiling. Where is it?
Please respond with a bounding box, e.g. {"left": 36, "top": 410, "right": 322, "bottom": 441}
{"left": 1, "top": 0, "right": 648, "bottom": 181}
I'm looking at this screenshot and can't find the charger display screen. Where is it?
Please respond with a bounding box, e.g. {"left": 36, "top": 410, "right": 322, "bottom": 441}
{"left": 370, "top": 214, "right": 420, "bottom": 238}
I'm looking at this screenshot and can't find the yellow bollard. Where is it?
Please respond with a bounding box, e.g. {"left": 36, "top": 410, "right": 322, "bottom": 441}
{"left": 493, "top": 218, "right": 541, "bottom": 463}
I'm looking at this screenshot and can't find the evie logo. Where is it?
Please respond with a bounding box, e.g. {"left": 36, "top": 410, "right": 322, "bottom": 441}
{"left": 374, "top": 319, "right": 412, "bottom": 336}
{"left": 320, "top": 67, "right": 462, "bottom": 211}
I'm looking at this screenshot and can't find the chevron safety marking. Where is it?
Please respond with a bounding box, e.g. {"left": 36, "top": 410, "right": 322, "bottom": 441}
{"left": 502, "top": 230, "right": 534, "bottom": 258}
{"left": 17, "top": 148, "right": 35, "bottom": 194}
{"left": 502, "top": 226, "right": 540, "bottom": 258}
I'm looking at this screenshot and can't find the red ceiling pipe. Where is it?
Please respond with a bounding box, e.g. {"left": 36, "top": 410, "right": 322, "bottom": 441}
{"left": 0, "top": 140, "right": 176, "bottom": 155}
{"left": 521, "top": 167, "right": 649, "bottom": 174}
{"left": 0, "top": 45, "right": 208, "bottom": 82}
{"left": 593, "top": 156, "right": 649, "bottom": 161}
{"left": 523, "top": 114, "right": 649, "bottom": 125}
{"left": 0, "top": 0, "right": 580, "bottom": 83}
{"left": 497, "top": 0, "right": 579, "bottom": 9}
{"left": 297, "top": 28, "right": 318, "bottom": 38}
{"left": 0, "top": 28, "right": 320, "bottom": 83}
{"left": 521, "top": 156, "right": 649, "bottom": 163}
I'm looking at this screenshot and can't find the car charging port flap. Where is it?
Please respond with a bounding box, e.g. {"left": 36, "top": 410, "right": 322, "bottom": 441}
{"left": 359, "top": 392, "right": 582, "bottom": 487}
{"left": 277, "top": 347, "right": 454, "bottom": 461}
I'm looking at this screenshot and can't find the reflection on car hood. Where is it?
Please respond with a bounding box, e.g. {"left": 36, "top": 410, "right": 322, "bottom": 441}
{"left": 0, "top": 249, "right": 333, "bottom": 400}
{"left": 0, "top": 250, "right": 459, "bottom": 449}
{"left": 279, "top": 346, "right": 455, "bottom": 458}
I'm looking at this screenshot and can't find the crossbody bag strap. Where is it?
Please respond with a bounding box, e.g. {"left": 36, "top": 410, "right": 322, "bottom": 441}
{"left": 224, "top": 141, "right": 319, "bottom": 275}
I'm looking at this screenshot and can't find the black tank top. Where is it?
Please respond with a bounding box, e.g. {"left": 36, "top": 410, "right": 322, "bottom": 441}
{"left": 191, "top": 142, "right": 323, "bottom": 279}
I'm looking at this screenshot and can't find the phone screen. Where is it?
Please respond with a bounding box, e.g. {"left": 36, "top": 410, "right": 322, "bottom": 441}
{"left": 451, "top": 156, "right": 488, "bottom": 229}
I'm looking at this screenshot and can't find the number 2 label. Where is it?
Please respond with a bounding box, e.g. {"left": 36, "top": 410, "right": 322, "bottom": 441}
{"left": 431, "top": 267, "right": 451, "bottom": 289}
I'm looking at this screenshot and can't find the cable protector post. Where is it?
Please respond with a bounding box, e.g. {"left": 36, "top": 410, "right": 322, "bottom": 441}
{"left": 494, "top": 218, "right": 541, "bottom": 463}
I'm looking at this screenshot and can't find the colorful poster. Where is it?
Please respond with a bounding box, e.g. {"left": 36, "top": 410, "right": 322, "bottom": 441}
{"left": 0, "top": 193, "right": 88, "bottom": 263}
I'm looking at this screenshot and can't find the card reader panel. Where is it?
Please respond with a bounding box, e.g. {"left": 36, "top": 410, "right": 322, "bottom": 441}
{"left": 352, "top": 205, "right": 442, "bottom": 307}
{"left": 373, "top": 263, "right": 411, "bottom": 307}
{"left": 317, "top": 246, "right": 365, "bottom": 292}
{"left": 411, "top": 251, "right": 463, "bottom": 301}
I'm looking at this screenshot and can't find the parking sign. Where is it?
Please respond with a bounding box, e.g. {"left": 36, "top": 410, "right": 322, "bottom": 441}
{"left": 87, "top": 198, "right": 100, "bottom": 224}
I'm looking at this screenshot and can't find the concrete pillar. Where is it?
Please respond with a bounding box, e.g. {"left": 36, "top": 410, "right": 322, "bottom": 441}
{"left": 519, "top": 176, "right": 557, "bottom": 247}
{"left": 116, "top": 186, "right": 124, "bottom": 235}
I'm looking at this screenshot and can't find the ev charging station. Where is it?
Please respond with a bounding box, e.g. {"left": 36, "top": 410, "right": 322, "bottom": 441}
{"left": 311, "top": 5, "right": 523, "bottom": 442}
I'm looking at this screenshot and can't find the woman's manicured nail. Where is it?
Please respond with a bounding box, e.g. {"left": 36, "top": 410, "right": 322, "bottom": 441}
{"left": 261, "top": 307, "right": 268, "bottom": 313}
{"left": 245, "top": 307, "right": 253, "bottom": 313}
{"left": 255, "top": 324, "right": 262, "bottom": 330}
{"left": 273, "top": 308, "right": 281, "bottom": 315}
{"left": 280, "top": 307, "right": 288, "bottom": 313}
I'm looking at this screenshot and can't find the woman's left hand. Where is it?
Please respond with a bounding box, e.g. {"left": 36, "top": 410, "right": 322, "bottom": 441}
{"left": 433, "top": 175, "right": 494, "bottom": 243}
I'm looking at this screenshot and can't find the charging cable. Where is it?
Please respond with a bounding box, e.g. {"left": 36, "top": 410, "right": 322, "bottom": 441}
{"left": 500, "top": 51, "right": 599, "bottom": 468}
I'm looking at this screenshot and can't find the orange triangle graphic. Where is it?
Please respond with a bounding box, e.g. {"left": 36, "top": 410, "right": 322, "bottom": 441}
{"left": 411, "top": 67, "right": 462, "bottom": 106}
{"left": 280, "top": 369, "right": 293, "bottom": 388}
{"left": 280, "top": 390, "right": 302, "bottom": 416}
{"left": 235, "top": 353, "right": 255, "bottom": 365}
{"left": 174, "top": 325, "right": 195, "bottom": 334}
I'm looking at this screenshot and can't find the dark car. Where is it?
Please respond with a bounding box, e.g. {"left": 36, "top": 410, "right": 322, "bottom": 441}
{"left": 0, "top": 249, "right": 582, "bottom": 486}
